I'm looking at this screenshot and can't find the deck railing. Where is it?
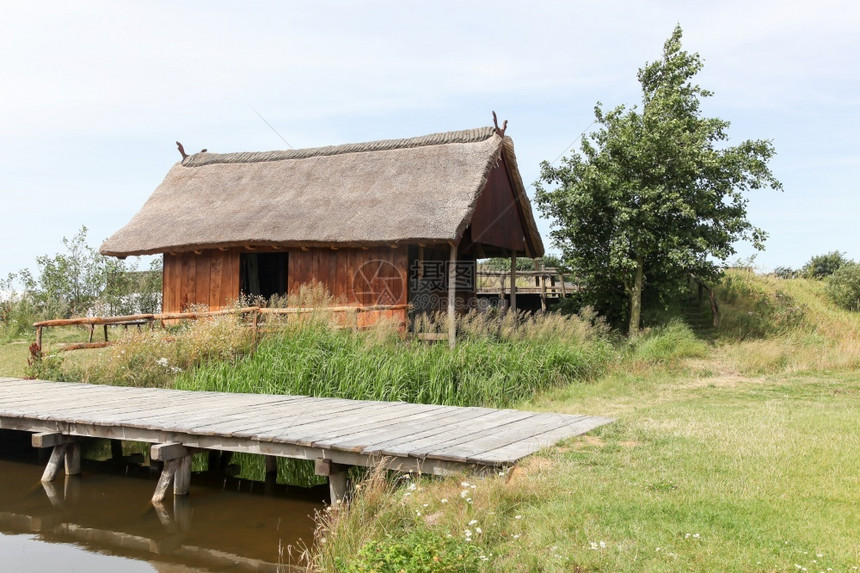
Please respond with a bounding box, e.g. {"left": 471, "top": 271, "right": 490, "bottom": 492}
{"left": 32, "top": 304, "right": 410, "bottom": 354}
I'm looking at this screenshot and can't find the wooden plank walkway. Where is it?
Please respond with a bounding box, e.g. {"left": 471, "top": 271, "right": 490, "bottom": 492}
{"left": 0, "top": 377, "right": 611, "bottom": 500}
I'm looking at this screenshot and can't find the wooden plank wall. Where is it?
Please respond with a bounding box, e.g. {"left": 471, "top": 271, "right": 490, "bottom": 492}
{"left": 162, "top": 247, "right": 419, "bottom": 327}
{"left": 289, "top": 247, "right": 409, "bottom": 327}
{"left": 469, "top": 157, "right": 526, "bottom": 253}
{"left": 163, "top": 250, "right": 239, "bottom": 313}
{"left": 408, "top": 246, "right": 475, "bottom": 314}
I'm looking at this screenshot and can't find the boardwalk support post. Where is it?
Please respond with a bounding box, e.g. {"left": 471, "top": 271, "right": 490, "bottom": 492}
{"left": 315, "top": 458, "right": 349, "bottom": 504}
{"left": 32, "top": 433, "right": 80, "bottom": 481}
{"left": 151, "top": 443, "right": 192, "bottom": 503}
{"left": 509, "top": 251, "right": 517, "bottom": 315}
{"left": 448, "top": 242, "right": 458, "bottom": 349}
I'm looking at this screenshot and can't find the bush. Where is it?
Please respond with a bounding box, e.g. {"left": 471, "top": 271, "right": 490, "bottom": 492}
{"left": 826, "top": 263, "right": 860, "bottom": 312}
{"left": 629, "top": 321, "right": 709, "bottom": 363}
{"left": 802, "top": 251, "right": 852, "bottom": 279}
{"left": 773, "top": 266, "right": 798, "bottom": 279}
{"left": 339, "top": 529, "right": 481, "bottom": 573}
{"left": 0, "top": 293, "right": 39, "bottom": 341}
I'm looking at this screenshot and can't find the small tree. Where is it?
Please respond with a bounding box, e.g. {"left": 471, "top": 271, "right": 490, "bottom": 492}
{"left": 802, "top": 251, "right": 851, "bottom": 279}
{"left": 535, "top": 25, "right": 781, "bottom": 333}
{"left": 825, "top": 263, "right": 860, "bottom": 311}
{"left": 5, "top": 226, "right": 159, "bottom": 320}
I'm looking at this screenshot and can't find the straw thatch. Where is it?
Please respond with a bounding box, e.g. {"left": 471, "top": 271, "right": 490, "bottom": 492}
{"left": 100, "top": 127, "right": 544, "bottom": 257}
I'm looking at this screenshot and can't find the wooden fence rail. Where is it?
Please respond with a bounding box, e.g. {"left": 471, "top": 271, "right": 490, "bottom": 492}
{"left": 32, "top": 304, "right": 410, "bottom": 355}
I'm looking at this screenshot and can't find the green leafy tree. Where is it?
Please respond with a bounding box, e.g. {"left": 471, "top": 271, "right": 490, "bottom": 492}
{"left": 825, "top": 263, "right": 860, "bottom": 311}
{"left": 535, "top": 25, "right": 781, "bottom": 333}
{"left": 4, "top": 227, "right": 162, "bottom": 320}
{"left": 801, "top": 250, "right": 851, "bottom": 279}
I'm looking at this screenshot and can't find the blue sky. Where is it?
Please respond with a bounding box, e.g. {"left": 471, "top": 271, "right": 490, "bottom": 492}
{"left": 1, "top": 0, "right": 858, "bottom": 279}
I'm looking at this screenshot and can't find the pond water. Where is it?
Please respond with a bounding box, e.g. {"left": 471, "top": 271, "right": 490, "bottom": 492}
{"left": 0, "top": 431, "right": 324, "bottom": 572}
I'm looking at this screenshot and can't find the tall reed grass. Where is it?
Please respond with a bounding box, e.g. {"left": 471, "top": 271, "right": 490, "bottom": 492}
{"left": 173, "top": 310, "right": 614, "bottom": 408}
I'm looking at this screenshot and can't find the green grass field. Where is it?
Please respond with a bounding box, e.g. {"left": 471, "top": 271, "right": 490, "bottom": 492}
{"left": 2, "top": 272, "right": 859, "bottom": 571}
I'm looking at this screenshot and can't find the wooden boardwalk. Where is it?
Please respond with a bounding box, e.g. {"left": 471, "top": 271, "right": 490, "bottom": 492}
{"left": 0, "top": 377, "right": 611, "bottom": 501}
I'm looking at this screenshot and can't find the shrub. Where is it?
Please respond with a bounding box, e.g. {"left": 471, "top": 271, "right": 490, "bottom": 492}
{"left": 629, "top": 320, "right": 709, "bottom": 363}
{"left": 339, "top": 529, "right": 481, "bottom": 573}
{"left": 802, "top": 251, "right": 852, "bottom": 279}
{"left": 773, "top": 266, "right": 798, "bottom": 279}
{"left": 826, "top": 263, "right": 860, "bottom": 311}
{"left": 0, "top": 293, "right": 39, "bottom": 341}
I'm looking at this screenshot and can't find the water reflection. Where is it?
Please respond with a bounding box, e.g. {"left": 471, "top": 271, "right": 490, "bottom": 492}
{"left": 0, "top": 431, "right": 324, "bottom": 572}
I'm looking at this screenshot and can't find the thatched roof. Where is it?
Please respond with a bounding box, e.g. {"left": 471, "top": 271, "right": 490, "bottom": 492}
{"left": 100, "top": 127, "right": 544, "bottom": 257}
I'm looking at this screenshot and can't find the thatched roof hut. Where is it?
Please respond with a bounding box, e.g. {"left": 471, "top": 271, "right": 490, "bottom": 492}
{"left": 101, "top": 127, "right": 542, "bottom": 257}
{"left": 101, "top": 126, "right": 544, "bottom": 339}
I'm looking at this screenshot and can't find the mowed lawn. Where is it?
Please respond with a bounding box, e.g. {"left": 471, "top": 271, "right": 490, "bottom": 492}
{"left": 467, "top": 371, "right": 860, "bottom": 571}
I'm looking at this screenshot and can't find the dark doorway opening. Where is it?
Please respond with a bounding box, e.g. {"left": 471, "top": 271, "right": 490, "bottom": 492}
{"left": 240, "top": 252, "right": 288, "bottom": 300}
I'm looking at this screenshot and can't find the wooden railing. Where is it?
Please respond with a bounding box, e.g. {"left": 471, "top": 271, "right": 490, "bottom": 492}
{"left": 32, "top": 304, "right": 410, "bottom": 354}
{"left": 476, "top": 267, "right": 570, "bottom": 311}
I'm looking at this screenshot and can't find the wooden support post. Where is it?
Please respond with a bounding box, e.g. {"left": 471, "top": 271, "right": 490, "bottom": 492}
{"left": 151, "top": 443, "right": 192, "bottom": 502}
{"left": 498, "top": 274, "right": 506, "bottom": 311}
{"left": 174, "top": 455, "right": 191, "bottom": 496}
{"left": 510, "top": 252, "right": 517, "bottom": 316}
{"left": 153, "top": 459, "right": 178, "bottom": 503}
{"left": 42, "top": 446, "right": 66, "bottom": 482}
{"left": 35, "top": 326, "right": 43, "bottom": 352}
{"left": 110, "top": 439, "right": 123, "bottom": 460}
{"left": 559, "top": 272, "right": 567, "bottom": 297}
{"left": 315, "top": 459, "right": 349, "bottom": 504}
{"left": 265, "top": 455, "right": 278, "bottom": 476}
{"left": 88, "top": 324, "right": 95, "bottom": 343}
{"left": 103, "top": 324, "right": 109, "bottom": 342}
{"left": 32, "top": 433, "right": 79, "bottom": 481}
{"left": 448, "top": 243, "right": 458, "bottom": 349}
{"left": 540, "top": 273, "right": 547, "bottom": 312}
{"left": 65, "top": 442, "right": 81, "bottom": 476}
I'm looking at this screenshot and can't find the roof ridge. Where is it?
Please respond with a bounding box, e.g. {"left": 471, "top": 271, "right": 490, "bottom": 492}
{"left": 182, "top": 126, "right": 497, "bottom": 167}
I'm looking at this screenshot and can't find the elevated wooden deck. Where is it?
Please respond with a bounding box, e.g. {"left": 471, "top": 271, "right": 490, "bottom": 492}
{"left": 0, "top": 377, "right": 611, "bottom": 501}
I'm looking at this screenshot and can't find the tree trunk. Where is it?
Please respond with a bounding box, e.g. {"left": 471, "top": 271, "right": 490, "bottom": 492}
{"left": 628, "top": 257, "right": 644, "bottom": 336}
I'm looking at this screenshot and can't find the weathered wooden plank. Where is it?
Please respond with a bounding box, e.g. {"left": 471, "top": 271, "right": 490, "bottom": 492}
{"left": 196, "top": 251, "right": 212, "bottom": 308}
{"left": 468, "top": 416, "right": 614, "bottom": 463}
{"left": 183, "top": 397, "right": 366, "bottom": 435}
{"left": 362, "top": 409, "right": 536, "bottom": 457}
{"left": 151, "top": 442, "right": 190, "bottom": 461}
{"left": 279, "top": 402, "right": 447, "bottom": 447}
{"left": 1, "top": 378, "right": 610, "bottom": 471}
{"left": 426, "top": 415, "right": 593, "bottom": 462}
{"left": 31, "top": 432, "right": 74, "bottom": 448}
{"left": 115, "top": 395, "right": 307, "bottom": 427}
{"left": 311, "top": 405, "right": 495, "bottom": 452}
{"left": 97, "top": 393, "right": 296, "bottom": 423}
